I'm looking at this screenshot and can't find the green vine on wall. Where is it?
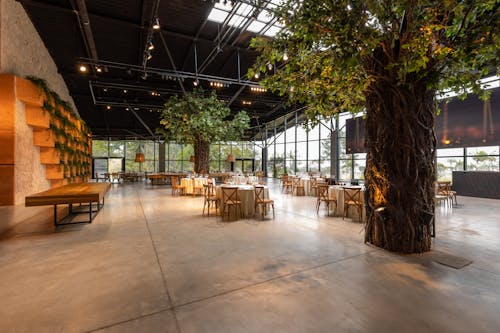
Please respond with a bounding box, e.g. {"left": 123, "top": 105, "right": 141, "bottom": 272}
{"left": 26, "top": 76, "right": 92, "bottom": 180}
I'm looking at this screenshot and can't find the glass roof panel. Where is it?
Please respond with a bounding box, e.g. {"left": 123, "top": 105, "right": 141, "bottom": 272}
{"left": 207, "top": 1, "right": 283, "bottom": 37}
{"left": 247, "top": 20, "right": 267, "bottom": 33}
{"left": 208, "top": 8, "right": 229, "bottom": 23}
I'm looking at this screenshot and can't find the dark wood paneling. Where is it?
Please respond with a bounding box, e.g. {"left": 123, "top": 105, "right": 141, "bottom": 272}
{"left": 452, "top": 171, "right": 500, "bottom": 199}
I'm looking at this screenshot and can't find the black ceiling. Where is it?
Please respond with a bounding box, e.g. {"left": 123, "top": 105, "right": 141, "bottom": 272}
{"left": 20, "top": 0, "right": 288, "bottom": 140}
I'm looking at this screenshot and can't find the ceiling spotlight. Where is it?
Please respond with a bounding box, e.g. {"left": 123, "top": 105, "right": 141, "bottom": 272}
{"left": 193, "top": 79, "right": 199, "bottom": 87}
{"left": 106, "top": 105, "right": 111, "bottom": 110}
{"left": 251, "top": 86, "right": 266, "bottom": 93}
{"left": 145, "top": 51, "right": 153, "bottom": 60}
{"left": 152, "top": 16, "right": 160, "bottom": 30}
{"left": 147, "top": 42, "right": 154, "bottom": 51}
{"left": 141, "top": 72, "right": 148, "bottom": 80}
{"left": 267, "top": 63, "right": 273, "bottom": 71}
{"left": 96, "top": 66, "right": 103, "bottom": 73}
{"left": 242, "top": 100, "right": 252, "bottom": 106}
{"left": 254, "top": 72, "right": 260, "bottom": 79}
{"left": 125, "top": 107, "right": 130, "bottom": 111}
{"left": 123, "top": 89, "right": 127, "bottom": 93}
{"left": 283, "top": 52, "right": 289, "bottom": 61}
{"left": 79, "top": 65, "right": 88, "bottom": 72}
{"left": 103, "top": 88, "right": 108, "bottom": 92}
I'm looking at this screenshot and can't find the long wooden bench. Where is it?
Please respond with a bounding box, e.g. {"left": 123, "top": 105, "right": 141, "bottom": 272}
{"left": 25, "top": 183, "right": 111, "bottom": 226}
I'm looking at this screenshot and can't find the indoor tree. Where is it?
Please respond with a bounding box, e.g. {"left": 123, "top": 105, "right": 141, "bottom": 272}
{"left": 250, "top": 0, "right": 499, "bottom": 253}
{"left": 158, "top": 89, "right": 250, "bottom": 173}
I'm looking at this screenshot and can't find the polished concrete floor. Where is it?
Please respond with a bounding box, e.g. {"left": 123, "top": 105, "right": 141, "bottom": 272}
{"left": 1, "top": 180, "right": 499, "bottom": 333}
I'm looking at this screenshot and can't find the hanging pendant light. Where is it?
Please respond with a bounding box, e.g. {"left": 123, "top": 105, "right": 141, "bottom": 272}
{"left": 135, "top": 144, "right": 145, "bottom": 163}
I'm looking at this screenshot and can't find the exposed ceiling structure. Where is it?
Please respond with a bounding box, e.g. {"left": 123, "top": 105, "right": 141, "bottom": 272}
{"left": 19, "top": 0, "right": 292, "bottom": 140}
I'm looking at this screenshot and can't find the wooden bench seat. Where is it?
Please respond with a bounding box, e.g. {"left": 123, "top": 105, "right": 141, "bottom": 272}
{"left": 25, "top": 183, "right": 111, "bottom": 226}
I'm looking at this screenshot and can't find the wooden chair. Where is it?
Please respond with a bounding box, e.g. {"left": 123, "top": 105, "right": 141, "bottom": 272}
{"left": 281, "top": 176, "right": 293, "bottom": 193}
{"left": 436, "top": 181, "right": 452, "bottom": 207}
{"left": 254, "top": 185, "right": 274, "bottom": 219}
{"left": 310, "top": 178, "right": 319, "bottom": 197}
{"left": 292, "top": 177, "right": 305, "bottom": 196}
{"left": 316, "top": 184, "right": 337, "bottom": 216}
{"left": 343, "top": 187, "right": 364, "bottom": 221}
{"left": 280, "top": 174, "right": 288, "bottom": 190}
{"left": 221, "top": 186, "right": 242, "bottom": 221}
{"left": 171, "top": 176, "right": 186, "bottom": 196}
{"left": 203, "top": 184, "right": 218, "bottom": 216}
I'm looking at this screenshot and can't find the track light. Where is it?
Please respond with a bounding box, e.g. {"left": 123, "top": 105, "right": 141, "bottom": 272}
{"left": 79, "top": 65, "right": 88, "bottom": 72}
{"left": 145, "top": 51, "right": 152, "bottom": 60}
{"left": 267, "top": 63, "right": 273, "bottom": 71}
{"left": 193, "top": 79, "right": 199, "bottom": 86}
{"left": 251, "top": 86, "right": 266, "bottom": 93}
{"left": 106, "top": 105, "right": 111, "bottom": 110}
{"left": 152, "top": 16, "right": 160, "bottom": 30}
{"left": 254, "top": 72, "right": 260, "bottom": 79}
{"left": 147, "top": 42, "right": 154, "bottom": 51}
{"left": 96, "top": 66, "right": 102, "bottom": 73}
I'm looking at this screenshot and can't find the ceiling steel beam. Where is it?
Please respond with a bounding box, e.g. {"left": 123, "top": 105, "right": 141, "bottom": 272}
{"left": 79, "top": 58, "right": 262, "bottom": 88}
{"left": 17, "top": 0, "right": 259, "bottom": 54}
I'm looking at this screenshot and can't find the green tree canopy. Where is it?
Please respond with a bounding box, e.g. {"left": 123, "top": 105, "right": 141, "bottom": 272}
{"left": 157, "top": 89, "right": 250, "bottom": 173}
{"left": 158, "top": 89, "right": 250, "bottom": 144}
{"left": 250, "top": 0, "right": 499, "bottom": 124}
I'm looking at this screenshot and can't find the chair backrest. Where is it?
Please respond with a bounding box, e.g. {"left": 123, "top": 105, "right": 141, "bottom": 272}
{"left": 292, "top": 177, "right": 301, "bottom": 187}
{"left": 254, "top": 185, "right": 265, "bottom": 203}
{"left": 318, "top": 184, "right": 330, "bottom": 200}
{"left": 203, "top": 183, "right": 216, "bottom": 198}
{"left": 436, "top": 181, "right": 451, "bottom": 195}
{"left": 221, "top": 186, "right": 239, "bottom": 205}
{"left": 311, "top": 178, "right": 318, "bottom": 187}
{"left": 171, "top": 176, "right": 179, "bottom": 187}
{"left": 344, "top": 187, "right": 362, "bottom": 204}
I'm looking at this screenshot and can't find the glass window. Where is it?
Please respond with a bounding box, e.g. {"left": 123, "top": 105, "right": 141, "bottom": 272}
{"left": 297, "top": 142, "right": 307, "bottom": 160}
{"left": 92, "top": 140, "right": 108, "bottom": 157}
{"left": 285, "top": 121, "right": 296, "bottom": 143}
{"left": 353, "top": 158, "right": 366, "bottom": 180}
{"left": 308, "top": 140, "right": 320, "bottom": 160}
{"left": 308, "top": 124, "right": 320, "bottom": 141}
{"left": 296, "top": 160, "right": 307, "bottom": 173}
{"left": 296, "top": 124, "right": 308, "bottom": 142}
{"left": 309, "top": 160, "right": 319, "bottom": 172}
{"left": 339, "top": 159, "right": 352, "bottom": 181}
{"left": 437, "top": 148, "right": 464, "bottom": 157}
{"left": 275, "top": 143, "right": 285, "bottom": 159}
{"left": 108, "top": 141, "right": 124, "bottom": 157}
{"left": 466, "top": 146, "right": 499, "bottom": 171}
{"left": 437, "top": 157, "right": 464, "bottom": 181}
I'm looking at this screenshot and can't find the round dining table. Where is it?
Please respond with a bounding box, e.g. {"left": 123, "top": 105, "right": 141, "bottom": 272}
{"left": 328, "top": 185, "right": 366, "bottom": 220}
{"left": 216, "top": 184, "right": 269, "bottom": 219}
{"left": 180, "top": 177, "right": 215, "bottom": 195}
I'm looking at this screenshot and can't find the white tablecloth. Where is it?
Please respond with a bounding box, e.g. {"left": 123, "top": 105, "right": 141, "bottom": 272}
{"left": 228, "top": 175, "right": 259, "bottom": 185}
{"left": 217, "top": 185, "right": 269, "bottom": 219}
{"left": 329, "top": 185, "right": 365, "bottom": 220}
{"left": 180, "top": 178, "right": 215, "bottom": 194}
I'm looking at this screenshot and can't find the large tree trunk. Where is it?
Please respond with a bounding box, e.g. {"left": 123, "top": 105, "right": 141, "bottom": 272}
{"left": 364, "top": 78, "right": 437, "bottom": 253}
{"left": 194, "top": 140, "right": 210, "bottom": 174}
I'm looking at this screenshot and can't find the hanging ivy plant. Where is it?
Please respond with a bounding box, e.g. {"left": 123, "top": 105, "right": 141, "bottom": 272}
{"left": 26, "top": 76, "right": 92, "bottom": 180}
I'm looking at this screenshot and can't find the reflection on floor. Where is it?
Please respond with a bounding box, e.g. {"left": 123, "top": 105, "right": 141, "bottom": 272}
{"left": 0, "top": 179, "right": 499, "bottom": 332}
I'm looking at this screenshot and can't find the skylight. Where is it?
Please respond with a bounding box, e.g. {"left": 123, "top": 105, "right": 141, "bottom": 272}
{"left": 207, "top": 0, "right": 284, "bottom": 37}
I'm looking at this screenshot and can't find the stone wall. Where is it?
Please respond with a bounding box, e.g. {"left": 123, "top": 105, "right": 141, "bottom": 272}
{"left": 0, "top": 0, "right": 77, "bottom": 112}
{"left": 14, "top": 99, "right": 50, "bottom": 204}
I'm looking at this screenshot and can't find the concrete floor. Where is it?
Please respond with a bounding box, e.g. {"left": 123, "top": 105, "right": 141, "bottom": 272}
{"left": 0, "top": 180, "right": 499, "bottom": 333}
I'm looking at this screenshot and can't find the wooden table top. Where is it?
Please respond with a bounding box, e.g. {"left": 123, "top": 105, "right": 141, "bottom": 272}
{"left": 25, "top": 183, "right": 111, "bottom": 206}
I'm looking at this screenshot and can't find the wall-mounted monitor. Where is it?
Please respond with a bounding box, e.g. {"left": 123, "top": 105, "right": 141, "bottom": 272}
{"left": 435, "top": 88, "right": 499, "bottom": 148}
